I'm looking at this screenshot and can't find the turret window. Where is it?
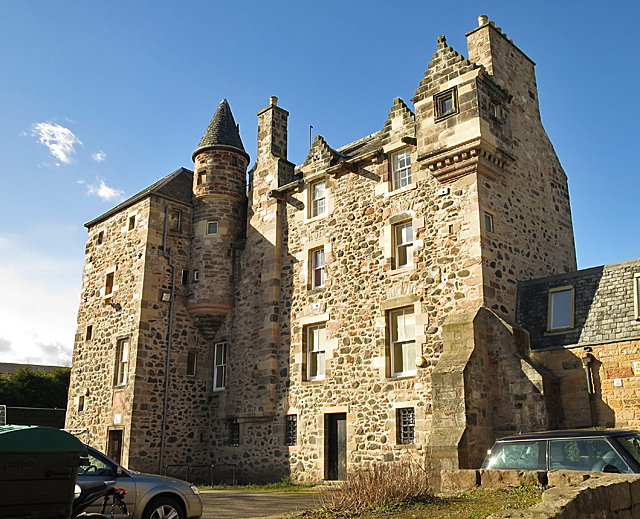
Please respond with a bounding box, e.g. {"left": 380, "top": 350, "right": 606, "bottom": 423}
{"left": 207, "top": 221, "right": 218, "bottom": 235}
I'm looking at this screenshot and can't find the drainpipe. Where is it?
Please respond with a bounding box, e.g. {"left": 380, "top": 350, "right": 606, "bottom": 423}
{"left": 582, "top": 351, "right": 597, "bottom": 427}
{"left": 158, "top": 205, "right": 177, "bottom": 474}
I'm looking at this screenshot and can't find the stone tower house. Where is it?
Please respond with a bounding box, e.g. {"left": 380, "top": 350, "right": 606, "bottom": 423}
{"left": 66, "top": 17, "right": 577, "bottom": 482}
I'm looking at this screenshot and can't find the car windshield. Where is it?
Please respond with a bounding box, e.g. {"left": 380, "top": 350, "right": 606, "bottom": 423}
{"left": 482, "top": 440, "right": 546, "bottom": 470}
{"left": 617, "top": 434, "right": 640, "bottom": 465}
{"left": 78, "top": 449, "right": 118, "bottom": 477}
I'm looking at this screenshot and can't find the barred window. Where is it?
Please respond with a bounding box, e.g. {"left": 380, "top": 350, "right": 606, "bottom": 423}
{"left": 286, "top": 415, "right": 297, "bottom": 446}
{"left": 397, "top": 408, "right": 415, "bottom": 445}
{"left": 230, "top": 421, "right": 240, "bottom": 447}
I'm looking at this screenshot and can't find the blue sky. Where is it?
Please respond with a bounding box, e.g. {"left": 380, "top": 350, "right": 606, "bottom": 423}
{"left": 1, "top": 1, "right": 638, "bottom": 365}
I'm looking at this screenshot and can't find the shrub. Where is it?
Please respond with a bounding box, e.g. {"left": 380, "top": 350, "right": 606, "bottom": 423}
{"left": 320, "top": 460, "right": 432, "bottom": 516}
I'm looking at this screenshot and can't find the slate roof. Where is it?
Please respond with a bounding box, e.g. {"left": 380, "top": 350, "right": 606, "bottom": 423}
{"left": 337, "top": 131, "right": 383, "bottom": 160}
{"left": 84, "top": 167, "right": 194, "bottom": 228}
{"left": 193, "top": 99, "right": 246, "bottom": 159}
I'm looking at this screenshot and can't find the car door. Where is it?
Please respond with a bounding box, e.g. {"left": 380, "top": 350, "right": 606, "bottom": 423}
{"left": 76, "top": 447, "right": 137, "bottom": 518}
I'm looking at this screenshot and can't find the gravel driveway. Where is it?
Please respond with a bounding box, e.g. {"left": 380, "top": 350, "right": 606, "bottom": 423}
{"left": 200, "top": 490, "right": 321, "bottom": 519}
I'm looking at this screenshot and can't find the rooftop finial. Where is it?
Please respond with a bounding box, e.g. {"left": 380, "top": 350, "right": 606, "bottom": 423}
{"left": 478, "top": 15, "right": 488, "bottom": 26}
{"left": 437, "top": 35, "right": 447, "bottom": 44}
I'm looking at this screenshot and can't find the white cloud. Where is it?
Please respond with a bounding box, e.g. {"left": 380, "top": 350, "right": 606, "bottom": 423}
{"left": 92, "top": 150, "right": 106, "bottom": 162}
{"left": 84, "top": 178, "right": 125, "bottom": 202}
{"left": 31, "top": 122, "right": 82, "bottom": 164}
{"left": 0, "top": 235, "right": 79, "bottom": 366}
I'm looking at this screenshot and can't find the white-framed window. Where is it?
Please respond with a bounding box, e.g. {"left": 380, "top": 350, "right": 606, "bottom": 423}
{"left": 391, "top": 148, "right": 411, "bottom": 190}
{"left": 310, "top": 180, "right": 326, "bottom": 218}
{"left": 187, "top": 352, "right": 197, "bottom": 377}
{"left": 389, "top": 307, "right": 416, "bottom": 377}
{"left": 192, "top": 270, "right": 199, "bottom": 282}
{"left": 306, "top": 324, "right": 326, "bottom": 380}
{"left": 169, "top": 209, "right": 181, "bottom": 232}
{"left": 394, "top": 222, "right": 413, "bottom": 268}
{"left": 635, "top": 274, "right": 640, "bottom": 320}
{"left": 311, "top": 248, "right": 325, "bottom": 289}
{"left": 548, "top": 286, "right": 574, "bottom": 331}
{"left": 213, "top": 342, "right": 227, "bottom": 391}
{"left": 485, "top": 212, "right": 494, "bottom": 233}
{"left": 396, "top": 407, "right": 415, "bottom": 445}
{"left": 207, "top": 221, "right": 218, "bottom": 235}
{"left": 114, "top": 338, "right": 130, "bottom": 386}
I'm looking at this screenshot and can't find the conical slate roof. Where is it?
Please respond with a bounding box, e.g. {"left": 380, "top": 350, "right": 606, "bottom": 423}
{"left": 193, "top": 99, "right": 247, "bottom": 160}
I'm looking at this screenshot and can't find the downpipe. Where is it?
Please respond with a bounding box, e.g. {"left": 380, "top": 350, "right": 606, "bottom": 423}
{"left": 158, "top": 205, "right": 177, "bottom": 474}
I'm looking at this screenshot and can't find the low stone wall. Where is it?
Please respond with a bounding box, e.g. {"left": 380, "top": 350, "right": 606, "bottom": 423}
{"left": 441, "top": 469, "right": 640, "bottom": 518}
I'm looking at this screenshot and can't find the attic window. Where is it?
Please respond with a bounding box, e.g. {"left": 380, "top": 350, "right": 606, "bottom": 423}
{"left": 434, "top": 87, "right": 458, "bottom": 121}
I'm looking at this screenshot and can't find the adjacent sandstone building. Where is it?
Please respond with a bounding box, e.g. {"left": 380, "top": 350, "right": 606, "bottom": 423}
{"left": 66, "top": 16, "right": 579, "bottom": 482}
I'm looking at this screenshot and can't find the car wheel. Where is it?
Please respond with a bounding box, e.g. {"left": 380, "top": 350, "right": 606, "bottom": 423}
{"left": 142, "top": 497, "right": 184, "bottom": 519}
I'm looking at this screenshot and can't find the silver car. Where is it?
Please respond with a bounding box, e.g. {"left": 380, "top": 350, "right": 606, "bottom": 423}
{"left": 77, "top": 446, "right": 202, "bottom": 519}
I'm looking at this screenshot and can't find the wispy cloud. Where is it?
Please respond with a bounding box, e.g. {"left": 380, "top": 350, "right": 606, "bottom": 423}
{"left": 92, "top": 150, "right": 106, "bottom": 162}
{"left": 79, "top": 178, "right": 125, "bottom": 202}
{"left": 31, "top": 122, "right": 83, "bottom": 164}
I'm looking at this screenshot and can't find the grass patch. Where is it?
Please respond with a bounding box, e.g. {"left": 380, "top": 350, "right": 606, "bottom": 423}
{"left": 198, "top": 476, "right": 317, "bottom": 493}
{"left": 301, "top": 486, "right": 544, "bottom": 518}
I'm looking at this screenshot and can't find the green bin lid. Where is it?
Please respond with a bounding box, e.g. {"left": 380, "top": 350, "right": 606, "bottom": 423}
{"left": 0, "top": 425, "right": 86, "bottom": 453}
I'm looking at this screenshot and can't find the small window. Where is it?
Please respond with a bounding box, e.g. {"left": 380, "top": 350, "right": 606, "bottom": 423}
{"left": 548, "top": 286, "right": 574, "bottom": 331}
{"left": 306, "top": 324, "right": 326, "bottom": 381}
{"left": 169, "top": 209, "right": 182, "bottom": 232}
{"left": 389, "top": 307, "right": 416, "bottom": 377}
{"left": 634, "top": 275, "right": 640, "bottom": 320}
{"left": 391, "top": 149, "right": 411, "bottom": 191}
{"left": 230, "top": 421, "right": 240, "bottom": 447}
{"left": 105, "top": 272, "right": 115, "bottom": 297}
{"left": 192, "top": 270, "right": 199, "bottom": 283}
{"left": 311, "top": 248, "right": 325, "bottom": 289}
{"left": 85, "top": 325, "right": 93, "bottom": 341}
{"left": 310, "top": 180, "right": 326, "bottom": 218}
{"left": 97, "top": 231, "right": 104, "bottom": 245}
{"left": 114, "top": 338, "right": 130, "bottom": 386}
{"left": 128, "top": 216, "right": 135, "bottom": 231}
{"left": 207, "top": 221, "right": 218, "bottom": 235}
{"left": 187, "top": 352, "right": 197, "bottom": 377}
{"left": 485, "top": 213, "right": 494, "bottom": 233}
{"left": 490, "top": 102, "right": 499, "bottom": 119}
{"left": 213, "top": 342, "right": 227, "bottom": 391}
{"left": 197, "top": 173, "right": 206, "bottom": 185}
{"left": 286, "top": 415, "right": 297, "bottom": 446}
{"left": 77, "top": 395, "right": 85, "bottom": 413}
{"left": 434, "top": 87, "right": 458, "bottom": 120}
{"left": 394, "top": 222, "right": 413, "bottom": 268}
{"left": 181, "top": 269, "right": 189, "bottom": 286}
{"left": 397, "top": 408, "right": 415, "bottom": 445}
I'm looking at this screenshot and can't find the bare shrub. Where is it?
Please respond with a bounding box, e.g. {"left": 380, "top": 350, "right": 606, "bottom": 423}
{"left": 320, "top": 460, "right": 432, "bottom": 516}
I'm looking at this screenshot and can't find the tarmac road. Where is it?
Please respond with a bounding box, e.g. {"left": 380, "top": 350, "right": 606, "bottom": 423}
{"left": 200, "top": 490, "right": 322, "bottom": 519}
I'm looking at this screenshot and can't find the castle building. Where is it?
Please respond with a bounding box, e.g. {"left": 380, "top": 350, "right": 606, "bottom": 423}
{"left": 66, "top": 16, "right": 582, "bottom": 482}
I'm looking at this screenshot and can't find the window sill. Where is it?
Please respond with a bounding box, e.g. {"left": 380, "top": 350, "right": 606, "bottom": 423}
{"left": 389, "top": 265, "right": 415, "bottom": 276}
{"left": 305, "top": 213, "right": 329, "bottom": 224}
{"left": 393, "top": 443, "right": 418, "bottom": 450}
{"left": 386, "top": 183, "right": 417, "bottom": 198}
{"left": 387, "top": 374, "right": 417, "bottom": 381}
{"left": 545, "top": 328, "right": 575, "bottom": 335}
{"left": 303, "top": 378, "right": 326, "bottom": 385}
{"left": 307, "top": 286, "right": 326, "bottom": 294}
